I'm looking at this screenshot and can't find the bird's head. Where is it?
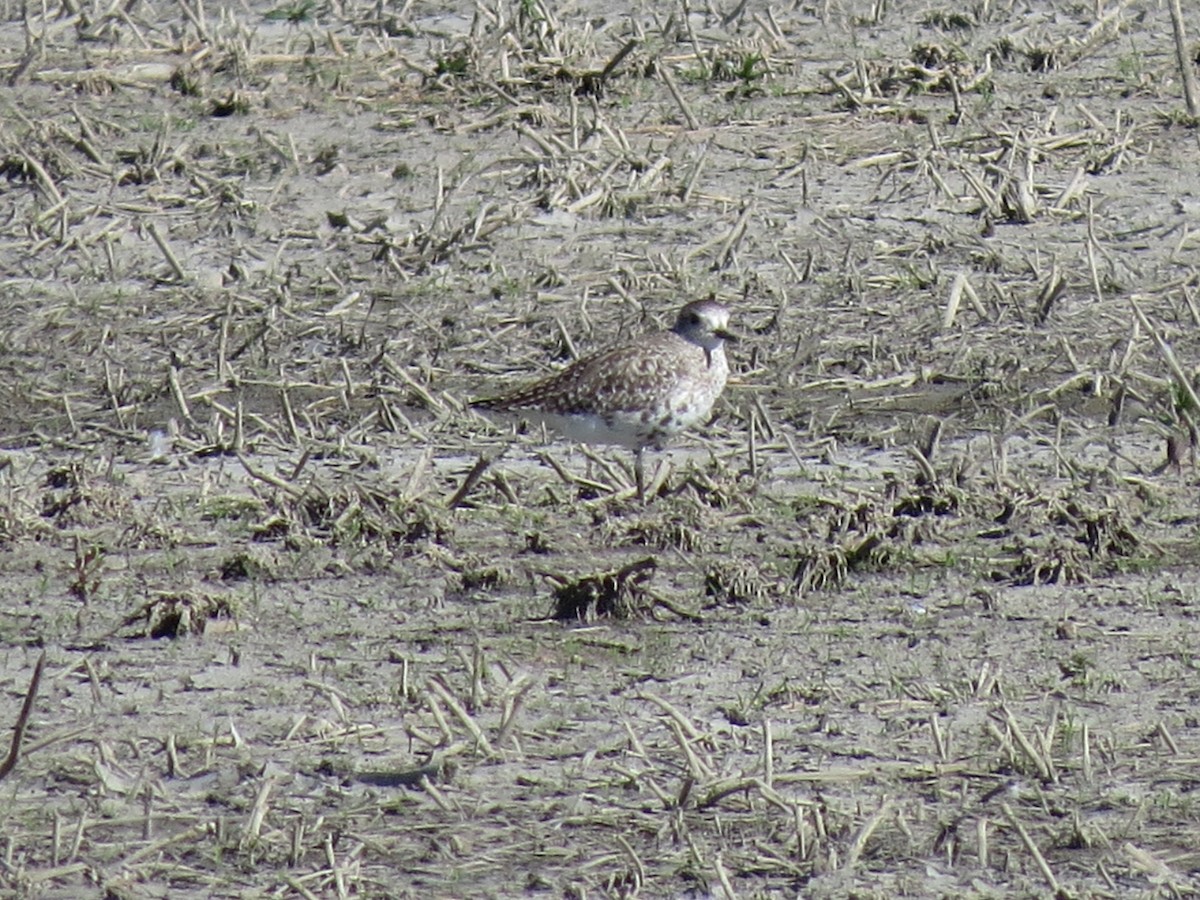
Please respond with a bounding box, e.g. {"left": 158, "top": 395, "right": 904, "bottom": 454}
{"left": 672, "top": 299, "right": 739, "bottom": 352}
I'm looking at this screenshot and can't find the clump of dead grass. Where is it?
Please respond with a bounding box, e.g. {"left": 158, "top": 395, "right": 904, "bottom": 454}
{"left": 218, "top": 548, "right": 279, "bottom": 581}
{"left": 0, "top": 460, "right": 46, "bottom": 544}
{"left": 120, "top": 590, "right": 237, "bottom": 639}
{"left": 605, "top": 505, "right": 710, "bottom": 552}
{"left": 435, "top": 550, "right": 513, "bottom": 602}
{"left": 41, "top": 463, "right": 131, "bottom": 529}
{"left": 705, "top": 559, "right": 781, "bottom": 606}
{"left": 546, "top": 556, "right": 657, "bottom": 621}
{"left": 1006, "top": 536, "right": 1089, "bottom": 586}
{"left": 247, "top": 472, "right": 452, "bottom": 554}
{"left": 999, "top": 491, "right": 1143, "bottom": 586}
{"left": 792, "top": 532, "right": 890, "bottom": 595}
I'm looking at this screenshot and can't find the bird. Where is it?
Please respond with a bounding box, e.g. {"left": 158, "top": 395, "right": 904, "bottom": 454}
{"left": 472, "top": 298, "right": 738, "bottom": 499}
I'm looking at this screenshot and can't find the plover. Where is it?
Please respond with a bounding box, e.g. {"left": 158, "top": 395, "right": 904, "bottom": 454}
{"left": 473, "top": 298, "right": 738, "bottom": 498}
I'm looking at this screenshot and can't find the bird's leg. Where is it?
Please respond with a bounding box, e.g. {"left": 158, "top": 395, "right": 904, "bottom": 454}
{"left": 635, "top": 446, "right": 646, "bottom": 504}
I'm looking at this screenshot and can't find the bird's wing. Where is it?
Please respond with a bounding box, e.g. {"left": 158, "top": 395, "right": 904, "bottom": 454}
{"left": 477, "top": 333, "right": 694, "bottom": 415}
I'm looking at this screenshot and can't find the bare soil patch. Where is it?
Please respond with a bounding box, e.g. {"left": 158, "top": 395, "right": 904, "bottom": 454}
{"left": 2, "top": 0, "right": 1200, "bottom": 896}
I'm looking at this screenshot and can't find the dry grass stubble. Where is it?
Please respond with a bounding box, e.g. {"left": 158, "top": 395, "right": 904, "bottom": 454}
{"left": 1, "top": 0, "right": 1200, "bottom": 896}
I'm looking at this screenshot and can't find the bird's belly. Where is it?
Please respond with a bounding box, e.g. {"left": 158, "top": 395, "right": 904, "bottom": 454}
{"left": 504, "top": 356, "right": 728, "bottom": 450}
{"left": 610, "top": 378, "right": 724, "bottom": 446}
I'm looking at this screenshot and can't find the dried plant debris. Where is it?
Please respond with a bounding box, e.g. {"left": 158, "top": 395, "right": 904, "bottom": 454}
{"left": 605, "top": 507, "right": 709, "bottom": 552}
{"left": 450, "top": 558, "right": 511, "bottom": 599}
{"left": 41, "top": 464, "right": 129, "bottom": 528}
{"left": 704, "top": 559, "right": 780, "bottom": 606}
{"left": 1006, "top": 536, "right": 1089, "bottom": 586}
{"left": 546, "top": 557, "right": 657, "bottom": 621}
{"left": 809, "top": 497, "right": 892, "bottom": 537}
{"left": 1049, "top": 497, "right": 1141, "bottom": 559}
{"left": 885, "top": 44, "right": 991, "bottom": 95}
{"left": 2, "top": 0, "right": 1200, "bottom": 896}
{"left": 1002, "top": 496, "right": 1143, "bottom": 585}
{"left": 674, "top": 465, "right": 745, "bottom": 508}
{"left": 218, "top": 549, "right": 278, "bottom": 582}
{"left": 351, "top": 753, "right": 459, "bottom": 789}
{"left": 121, "top": 591, "right": 236, "bottom": 639}
{"left": 0, "top": 495, "right": 31, "bottom": 544}
{"left": 890, "top": 483, "right": 963, "bottom": 518}
{"left": 792, "top": 533, "right": 890, "bottom": 595}
{"left": 258, "top": 484, "right": 451, "bottom": 550}
{"left": 781, "top": 493, "right": 914, "bottom": 595}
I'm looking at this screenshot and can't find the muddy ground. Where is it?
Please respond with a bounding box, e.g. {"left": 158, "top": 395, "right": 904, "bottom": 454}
{"left": 1, "top": 0, "right": 1200, "bottom": 896}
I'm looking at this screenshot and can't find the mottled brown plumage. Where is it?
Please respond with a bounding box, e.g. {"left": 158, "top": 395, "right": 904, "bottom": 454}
{"left": 474, "top": 299, "right": 737, "bottom": 453}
